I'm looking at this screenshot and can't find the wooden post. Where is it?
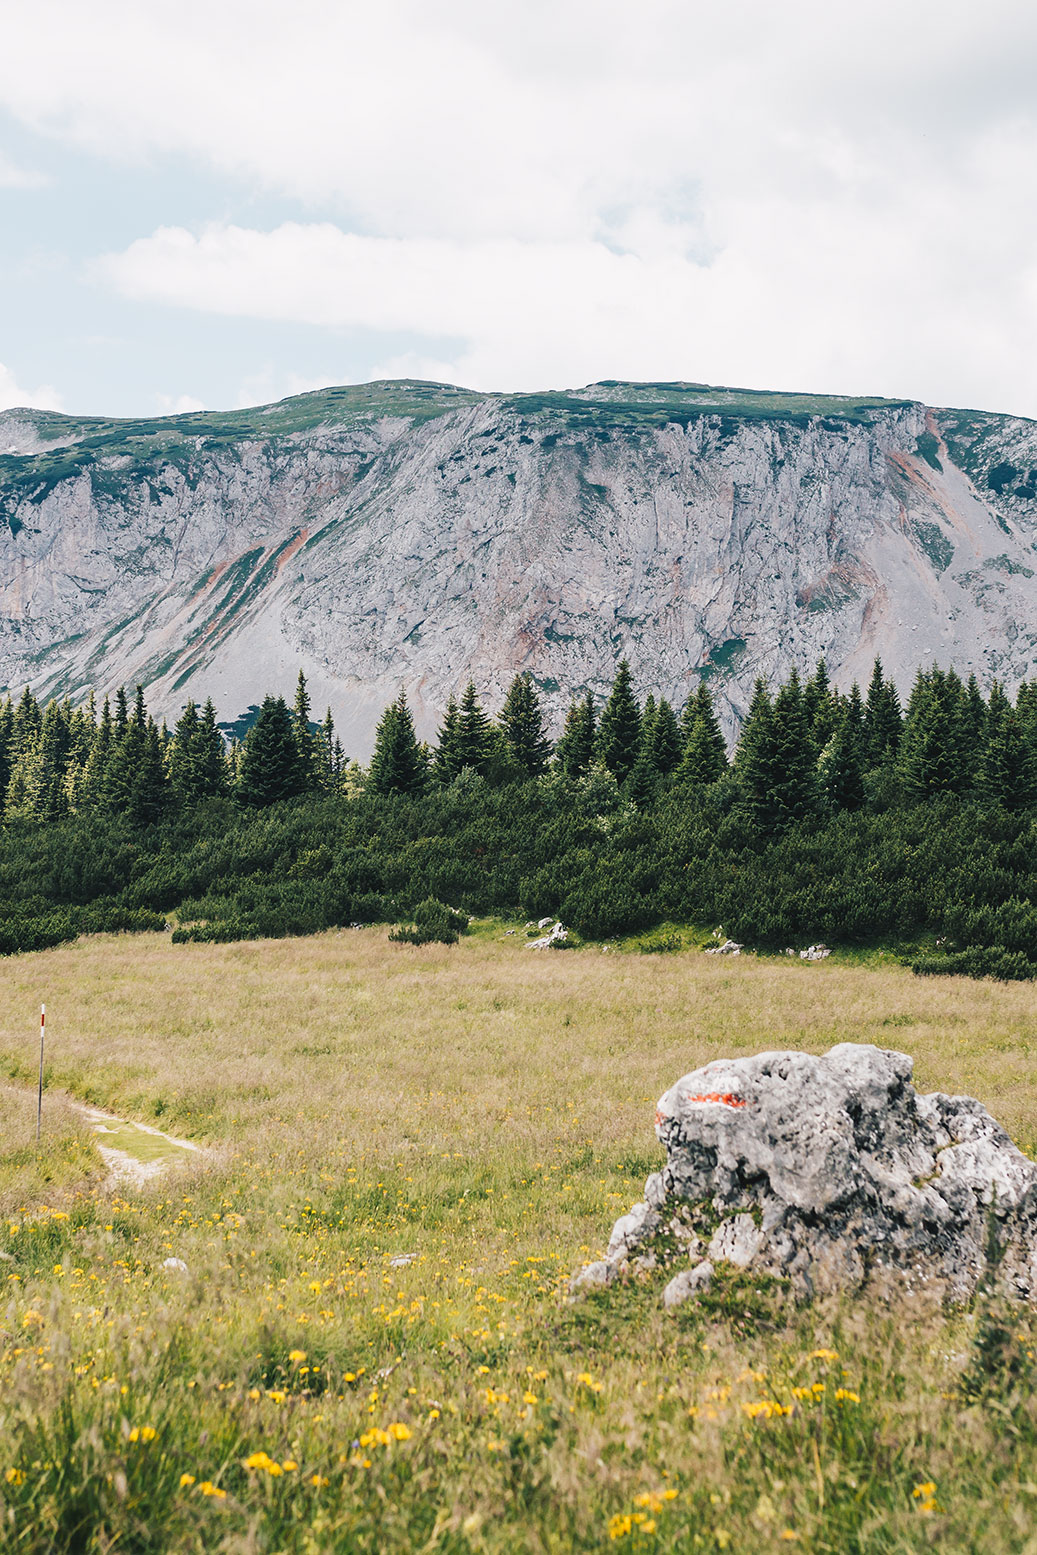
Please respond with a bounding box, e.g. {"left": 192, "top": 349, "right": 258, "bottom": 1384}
{"left": 36, "top": 1004, "right": 45, "bottom": 1145}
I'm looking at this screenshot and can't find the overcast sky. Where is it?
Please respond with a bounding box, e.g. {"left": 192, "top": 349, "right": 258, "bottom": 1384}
{"left": 2, "top": 0, "right": 1036, "bottom": 419}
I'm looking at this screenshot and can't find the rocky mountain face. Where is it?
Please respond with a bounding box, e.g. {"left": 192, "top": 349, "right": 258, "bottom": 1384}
{"left": 1, "top": 379, "right": 1036, "bottom": 753}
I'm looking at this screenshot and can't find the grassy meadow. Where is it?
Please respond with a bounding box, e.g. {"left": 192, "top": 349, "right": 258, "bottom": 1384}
{"left": 1, "top": 927, "right": 1037, "bottom": 1551}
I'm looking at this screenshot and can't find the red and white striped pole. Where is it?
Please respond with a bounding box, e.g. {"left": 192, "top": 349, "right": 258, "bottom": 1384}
{"left": 35, "top": 1004, "right": 45, "bottom": 1144}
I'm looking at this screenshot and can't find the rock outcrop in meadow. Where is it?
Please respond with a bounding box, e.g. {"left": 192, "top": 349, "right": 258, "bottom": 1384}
{"left": 575, "top": 1044, "right": 1037, "bottom": 1304}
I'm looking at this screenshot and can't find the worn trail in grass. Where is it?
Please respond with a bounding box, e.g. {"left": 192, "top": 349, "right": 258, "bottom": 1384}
{"left": 0, "top": 929, "right": 1035, "bottom": 1551}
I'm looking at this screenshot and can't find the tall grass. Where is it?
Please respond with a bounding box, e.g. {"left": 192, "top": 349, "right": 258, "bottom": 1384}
{"left": 0, "top": 929, "right": 1034, "bottom": 1549}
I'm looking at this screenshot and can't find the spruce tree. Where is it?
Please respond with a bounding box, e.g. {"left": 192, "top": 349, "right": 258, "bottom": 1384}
{"left": 113, "top": 686, "right": 129, "bottom": 739}
{"left": 676, "top": 716, "right": 727, "bottom": 786}
{"left": 596, "top": 660, "right": 641, "bottom": 783}
{"left": 369, "top": 692, "right": 427, "bottom": 796}
{"left": 554, "top": 694, "right": 596, "bottom": 778}
{"left": 293, "top": 670, "right": 315, "bottom": 789}
{"left": 980, "top": 682, "right": 1036, "bottom": 810}
{"left": 899, "top": 667, "right": 969, "bottom": 799}
{"left": 454, "top": 682, "right": 494, "bottom": 774}
{"left": 198, "top": 701, "right": 230, "bottom": 797}
{"left": 81, "top": 697, "right": 113, "bottom": 808}
{"left": 733, "top": 679, "right": 777, "bottom": 828}
{"left": 804, "top": 658, "right": 838, "bottom": 751}
{"left": 129, "top": 721, "right": 169, "bottom": 825}
{"left": 169, "top": 700, "right": 202, "bottom": 803}
{"left": 434, "top": 696, "right": 462, "bottom": 782}
{"left": 864, "top": 659, "right": 902, "bottom": 764}
{"left": 767, "top": 668, "right": 819, "bottom": 826}
{"left": 647, "top": 698, "right": 682, "bottom": 775}
{"left": 0, "top": 697, "right": 13, "bottom": 808}
{"left": 498, "top": 673, "right": 552, "bottom": 776}
{"left": 822, "top": 684, "right": 866, "bottom": 811}
{"left": 237, "top": 696, "right": 307, "bottom": 806}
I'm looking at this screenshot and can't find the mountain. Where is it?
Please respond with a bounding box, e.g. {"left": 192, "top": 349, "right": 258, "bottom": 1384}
{"left": 1, "top": 378, "right": 1036, "bottom": 753}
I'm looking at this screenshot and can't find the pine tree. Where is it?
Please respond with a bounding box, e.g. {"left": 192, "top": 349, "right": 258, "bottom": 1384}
{"left": 169, "top": 700, "right": 202, "bottom": 803}
{"left": 554, "top": 694, "right": 596, "bottom": 778}
{"left": 129, "top": 720, "right": 169, "bottom": 824}
{"left": 369, "top": 692, "right": 427, "bottom": 796}
{"left": 679, "top": 684, "right": 728, "bottom": 778}
{"left": 899, "top": 668, "right": 968, "bottom": 799}
{"left": 81, "top": 697, "right": 113, "bottom": 808}
{"left": 804, "top": 658, "right": 838, "bottom": 751}
{"left": 624, "top": 740, "right": 658, "bottom": 806}
{"left": 454, "top": 682, "right": 494, "bottom": 774}
{"left": 864, "top": 659, "right": 902, "bottom": 764}
{"left": 102, "top": 687, "right": 148, "bottom": 813}
{"left": 12, "top": 687, "right": 40, "bottom": 756}
{"left": 293, "top": 670, "right": 315, "bottom": 789}
{"left": 596, "top": 660, "right": 641, "bottom": 783}
{"left": 733, "top": 679, "right": 777, "bottom": 828}
{"left": 676, "top": 716, "right": 727, "bottom": 786}
{"left": 198, "top": 701, "right": 230, "bottom": 797}
{"left": 237, "top": 696, "right": 307, "bottom": 806}
{"left": 647, "top": 698, "right": 682, "bottom": 775}
{"left": 434, "top": 696, "right": 462, "bottom": 782}
{"left": 113, "top": 686, "right": 129, "bottom": 739}
{"left": 767, "top": 669, "right": 819, "bottom": 826}
{"left": 821, "top": 684, "right": 866, "bottom": 811}
{"left": 0, "top": 697, "right": 13, "bottom": 809}
{"left": 980, "top": 681, "right": 1036, "bottom": 810}
{"left": 497, "top": 673, "right": 552, "bottom": 776}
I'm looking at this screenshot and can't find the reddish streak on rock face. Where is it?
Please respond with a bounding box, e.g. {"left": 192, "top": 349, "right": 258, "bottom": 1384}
{"left": 683, "top": 1092, "right": 748, "bottom": 1108}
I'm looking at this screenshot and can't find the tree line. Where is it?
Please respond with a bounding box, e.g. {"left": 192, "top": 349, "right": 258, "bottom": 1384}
{"left": 1, "top": 656, "right": 1037, "bottom": 976}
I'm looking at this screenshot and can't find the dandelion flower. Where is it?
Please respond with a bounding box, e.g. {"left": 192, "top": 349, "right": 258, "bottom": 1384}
{"left": 179, "top": 1474, "right": 195, "bottom": 1489}
{"left": 199, "top": 1482, "right": 226, "bottom": 1499}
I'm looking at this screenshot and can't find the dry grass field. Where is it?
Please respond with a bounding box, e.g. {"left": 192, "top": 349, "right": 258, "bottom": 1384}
{"left": 1, "top": 926, "right": 1036, "bottom": 1551}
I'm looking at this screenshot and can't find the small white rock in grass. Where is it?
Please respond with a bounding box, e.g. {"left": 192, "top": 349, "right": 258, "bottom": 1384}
{"left": 663, "top": 1260, "right": 714, "bottom": 1311}
{"left": 389, "top": 1253, "right": 417, "bottom": 1268}
{"left": 162, "top": 1257, "right": 189, "bottom": 1273}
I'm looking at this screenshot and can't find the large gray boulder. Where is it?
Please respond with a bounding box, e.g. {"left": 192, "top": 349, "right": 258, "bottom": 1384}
{"left": 580, "top": 1044, "right": 1037, "bottom": 1303}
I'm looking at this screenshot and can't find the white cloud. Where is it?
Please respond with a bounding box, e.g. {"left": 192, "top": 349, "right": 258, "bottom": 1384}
{"left": 0, "top": 363, "right": 63, "bottom": 413}
{"left": 154, "top": 392, "right": 206, "bottom": 414}
{"left": 4, "top": 0, "right": 1037, "bottom": 411}
{"left": 95, "top": 217, "right": 1037, "bottom": 414}
{"left": 0, "top": 152, "right": 48, "bottom": 189}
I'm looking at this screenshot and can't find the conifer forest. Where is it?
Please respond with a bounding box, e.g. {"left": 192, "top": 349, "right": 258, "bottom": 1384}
{"left": 1, "top": 659, "right": 1036, "bottom": 979}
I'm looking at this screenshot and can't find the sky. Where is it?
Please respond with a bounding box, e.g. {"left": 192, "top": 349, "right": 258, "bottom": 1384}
{"left": 1, "top": 0, "right": 1036, "bottom": 420}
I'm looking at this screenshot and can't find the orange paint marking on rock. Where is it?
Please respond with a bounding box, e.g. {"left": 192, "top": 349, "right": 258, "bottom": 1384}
{"left": 682, "top": 1092, "right": 748, "bottom": 1108}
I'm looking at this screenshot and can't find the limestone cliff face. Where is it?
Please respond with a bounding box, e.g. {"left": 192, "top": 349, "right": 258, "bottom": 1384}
{"left": 1, "top": 380, "right": 1036, "bottom": 752}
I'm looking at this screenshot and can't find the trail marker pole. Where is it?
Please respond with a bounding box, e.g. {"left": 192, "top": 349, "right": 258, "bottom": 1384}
{"left": 36, "top": 1004, "right": 45, "bottom": 1145}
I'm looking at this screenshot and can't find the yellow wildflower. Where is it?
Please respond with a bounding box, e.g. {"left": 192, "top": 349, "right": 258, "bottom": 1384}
{"left": 199, "top": 1482, "right": 226, "bottom": 1499}
{"left": 5, "top": 1468, "right": 24, "bottom": 1486}
{"left": 179, "top": 1474, "right": 195, "bottom": 1489}
{"left": 608, "top": 1513, "right": 633, "bottom": 1540}
{"left": 834, "top": 1389, "right": 860, "bottom": 1404}
{"left": 309, "top": 1473, "right": 329, "bottom": 1488}
{"left": 811, "top": 1348, "right": 838, "bottom": 1362}
{"left": 128, "top": 1426, "right": 158, "bottom": 1443}
{"left": 387, "top": 1423, "right": 411, "bottom": 1441}
{"left": 288, "top": 1349, "right": 307, "bottom": 1364}
{"left": 243, "top": 1451, "right": 282, "bottom": 1475}
{"left": 912, "top": 1482, "right": 937, "bottom": 1500}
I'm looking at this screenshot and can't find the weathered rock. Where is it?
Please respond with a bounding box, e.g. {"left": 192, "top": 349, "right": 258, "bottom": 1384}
{"left": 800, "top": 944, "right": 832, "bottom": 961}
{"left": 527, "top": 922, "right": 568, "bottom": 950}
{"left": 704, "top": 939, "right": 743, "bottom": 956}
{"left": 663, "top": 1260, "right": 714, "bottom": 1311}
{"left": 582, "top": 1044, "right": 1037, "bottom": 1303}
{"left": 570, "top": 1259, "right": 616, "bottom": 1294}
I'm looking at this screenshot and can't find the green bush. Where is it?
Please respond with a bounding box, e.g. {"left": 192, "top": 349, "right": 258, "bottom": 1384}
{"left": 389, "top": 898, "right": 469, "bottom": 946}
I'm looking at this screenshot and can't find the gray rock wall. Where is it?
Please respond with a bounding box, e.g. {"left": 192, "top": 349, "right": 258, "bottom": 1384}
{"left": 1, "top": 382, "right": 1036, "bottom": 753}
